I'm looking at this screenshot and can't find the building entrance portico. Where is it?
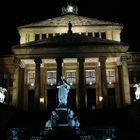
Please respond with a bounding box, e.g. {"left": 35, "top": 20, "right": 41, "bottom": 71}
{"left": 11, "top": 55, "right": 129, "bottom": 110}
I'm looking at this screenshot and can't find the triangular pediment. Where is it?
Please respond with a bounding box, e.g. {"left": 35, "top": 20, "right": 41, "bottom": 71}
{"left": 18, "top": 14, "right": 120, "bottom": 28}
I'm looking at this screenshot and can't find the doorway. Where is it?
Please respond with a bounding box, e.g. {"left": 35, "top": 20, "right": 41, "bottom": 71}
{"left": 67, "top": 89, "right": 76, "bottom": 110}
{"left": 87, "top": 88, "right": 96, "bottom": 110}
{"left": 108, "top": 88, "right": 116, "bottom": 108}
{"left": 47, "top": 89, "right": 57, "bottom": 110}
{"left": 28, "top": 90, "right": 35, "bottom": 111}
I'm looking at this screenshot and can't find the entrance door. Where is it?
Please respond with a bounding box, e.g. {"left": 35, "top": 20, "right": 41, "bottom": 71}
{"left": 67, "top": 89, "right": 76, "bottom": 110}
{"left": 28, "top": 90, "right": 35, "bottom": 111}
{"left": 108, "top": 88, "right": 116, "bottom": 108}
{"left": 87, "top": 88, "right": 96, "bottom": 110}
{"left": 47, "top": 89, "right": 57, "bottom": 110}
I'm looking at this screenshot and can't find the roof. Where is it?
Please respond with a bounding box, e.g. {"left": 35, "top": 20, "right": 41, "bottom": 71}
{"left": 18, "top": 14, "right": 121, "bottom": 28}
{"left": 15, "top": 33, "right": 128, "bottom": 48}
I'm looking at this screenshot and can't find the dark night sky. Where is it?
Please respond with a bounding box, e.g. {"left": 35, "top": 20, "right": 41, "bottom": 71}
{"left": 0, "top": 0, "right": 139, "bottom": 54}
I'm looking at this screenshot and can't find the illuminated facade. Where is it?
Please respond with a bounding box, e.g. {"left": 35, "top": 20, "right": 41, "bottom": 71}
{"left": 0, "top": 4, "right": 140, "bottom": 110}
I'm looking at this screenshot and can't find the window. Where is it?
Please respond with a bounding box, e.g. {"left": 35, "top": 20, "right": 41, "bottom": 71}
{"left": 35, "top": 34, "right": 40, "bottom": 41}
{"left": 88, "top": 32, "right": 92, "bottom": 37}
{"left": 0, "top": 73, "right": 13, "bottom": 87}
{"left": 106, "top": 69, "right": 115, "bottom": 84}
{"left": 85, "top": 70, "right": 96, "bottom": 85}
{"left": 101, "top": 32, "right": 106, "bottom": 39}
{"left": 81, "top": 32, "right": 86, "bottom": 36}
{"left": 47, "top": 71, "right": 56, "bottom": 86}
{"left": 48, "top": 33, "right": 53, "bottom": 38}
{"left": 94, "top": 32, "right": 99, "bottom": 38}
{"left": 55, "top": 33, "right": 60, "bottom": 36}
{"left": 66, "top": 70, "right": 76, "bottom": 85}
{"left": 41, "top": 34, "right": 46, "bottom": 39}
{"left": 27, "top": 71, "right": 35, "bottom": 87}
{"left": 129, "top": 70, "right": 140, "bottom": 84}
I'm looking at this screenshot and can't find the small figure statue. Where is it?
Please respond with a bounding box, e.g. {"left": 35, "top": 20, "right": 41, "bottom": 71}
{"left": 57, "top": 76, "right": 70, "bottom": 107}
{"left": 68, "top": 21, "right": 72, "bottom": 34}
{"left": 133, "top": 83, "right": 140, "bottom": 100}
{"left": 0, "top": 87, "right": 7, "bottom": 103}
{"left": 45, "top": 110, "right": 59, "bottom": 129}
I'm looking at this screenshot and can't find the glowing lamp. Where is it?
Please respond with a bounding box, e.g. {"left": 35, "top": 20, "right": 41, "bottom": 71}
{"left": 99, "top": 96, "right": 103, "bottom": 102}
{"left": 40, "top": 97, "right": 44, "bottom": 103}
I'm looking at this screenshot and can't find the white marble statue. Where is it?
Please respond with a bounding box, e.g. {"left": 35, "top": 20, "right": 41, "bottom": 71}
{"left": 57, "top": 76, "right": 70, "bottom": 106}
{"left": 133, "top": 83, "right": 140, "bottom": 100}
{"left": 0, "top": 87, "right": 7, "bottom": 103}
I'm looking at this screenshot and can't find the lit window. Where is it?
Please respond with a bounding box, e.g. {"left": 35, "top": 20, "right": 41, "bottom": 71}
{"left": 86, "top": 70, "right": 96, "bottom": 85}
{"left": 106, "top": 69, "right": 115, "bottom": 84}
{"left": 27, "top": 71, "right": 35, "bottom": 87}
{"left": 66, "top": 70, "right": 76, "bottom": 85}
{"left": 47, "top": 71, "right": 56, "bottom": 86}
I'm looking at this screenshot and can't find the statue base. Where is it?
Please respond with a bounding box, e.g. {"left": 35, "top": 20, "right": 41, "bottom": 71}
{"left": 44, "top": 107, "right": 80, "bottom": 129}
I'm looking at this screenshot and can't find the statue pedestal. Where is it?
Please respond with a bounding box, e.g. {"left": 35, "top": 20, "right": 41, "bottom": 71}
{"left": 45, "top": 107, "right": 80, "bottom": 129}
{"left": 56, "top": 107, "right": 68, "bottom": 126}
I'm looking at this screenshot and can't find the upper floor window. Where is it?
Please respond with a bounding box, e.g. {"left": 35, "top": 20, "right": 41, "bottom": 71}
{"left": 129, "top": 70, "right": 140, "bottom": 84}
{"left": 66, "top": 70, "right": 76, "bottom": 85}
{"left": 35, "top": 34, "right": 40, "bottom": 41}
{"left": 81, "top": 32, "right": 86, "bottom": 36}
{"left": 47, "top": 71, "right": 56, "bottom": 86}
{"left": 94, "top": 32, "right": 99, "bottom": 38}
{"left": 41, "top": 34, "right": 46, "bottom": 39}
{"left": 85, "top": 70, "right": 96, "bottom": 85}
{"left": 27, "top": 71, "right": 35, "bottom": 88}
{"left": 55, "top": 33, "right": 60, "bottom": 36}
{"left": 88, "top": 32, "right": 93, "bottom": 37}
{"left": 101, "top": 32, "right": 106, "bottom": 39}
{"left": 0, "top": 73, "right": 13, "bottom": 87}
{"left": 48, "top": 33, "right": 53, "bottom": 38}
{"left": 106, "top": 69, "right": 115, "bottom": 84}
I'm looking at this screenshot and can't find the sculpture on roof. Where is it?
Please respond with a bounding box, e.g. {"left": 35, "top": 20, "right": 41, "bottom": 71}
{"left": 62, "top": 3, "right": 78, "bottom": 15}
{"left": 0, "top": 87, "right": 7, "bottom": 103}
{"left": 68, "top": 21, "right": 72, "bottom": 34}
{"left": 133, "top": 83, "right": 140, "bottom": 100}
{"left": 57, "top": 76, "right": 70, "bottom": 107}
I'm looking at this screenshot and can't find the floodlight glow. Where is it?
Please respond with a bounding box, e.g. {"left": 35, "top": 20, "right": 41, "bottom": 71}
{"left": 40, "top": 97, "right": 44, "bottom": 103}
{"left": 99, "top": 96, "right": 103, "bottom": 102}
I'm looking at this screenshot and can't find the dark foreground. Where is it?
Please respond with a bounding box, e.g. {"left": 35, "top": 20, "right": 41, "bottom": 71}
{"left": 0, "top": 101, "right": 140, "bottom": 140}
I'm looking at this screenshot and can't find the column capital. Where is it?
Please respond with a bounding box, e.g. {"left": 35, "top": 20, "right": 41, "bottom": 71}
{"left": 99, "top": 56, "right": 107, "bottom": 62}
{"left": 120, "top": 56, "right": 127, "bottom": 62}
{"left": 14, "top": 58, "right": 25, "bottom": 68}
{"left": 55, "top": 58, "right": 63, "bottom": 63}
{"left": 77, "top": 57, "right": 85, "bottom": 63}
{"left": 34, "top": 57, "right": 42, "bottom": 64}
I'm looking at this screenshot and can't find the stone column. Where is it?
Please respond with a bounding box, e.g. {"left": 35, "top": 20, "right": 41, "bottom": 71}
{"left": 99, "top": 57, "right": 108, "bottom": 108}
{"left": 34, "top": 57, "right": 42, "bottom": 110}
{"left": 12, "top": 59, "right": 25, "bottom": 109}
{"left": 117, "top": 65, "right": 123, "bottom": 107}
{"left": 121, "top": 56, "right": 131, "bottom": 105}
{"left": 56, "top": 58, "right": 63, "bottom": 83}
{"left": 18, "top": 68, "right": 25, "bottom": 110}
{"left": 78, "top": 58, "right": 85, "bottom": 109}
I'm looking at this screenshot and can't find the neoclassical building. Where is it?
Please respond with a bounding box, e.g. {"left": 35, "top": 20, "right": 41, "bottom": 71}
{"left": 0, "top": 4, "right": 140, "bottom": 110}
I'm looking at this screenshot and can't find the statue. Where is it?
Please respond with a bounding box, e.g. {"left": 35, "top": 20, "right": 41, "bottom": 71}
{"left": 133, "top": 83, "right": 140, "bottom": 100}
{"left": 68, "top": 21, "right": 72, "bottom": 34}
{"left": 0, "top": 87, "right": 7, "bottom": 103}
{"left": 57, "top": 76, "right": 70, "bottom": 107}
